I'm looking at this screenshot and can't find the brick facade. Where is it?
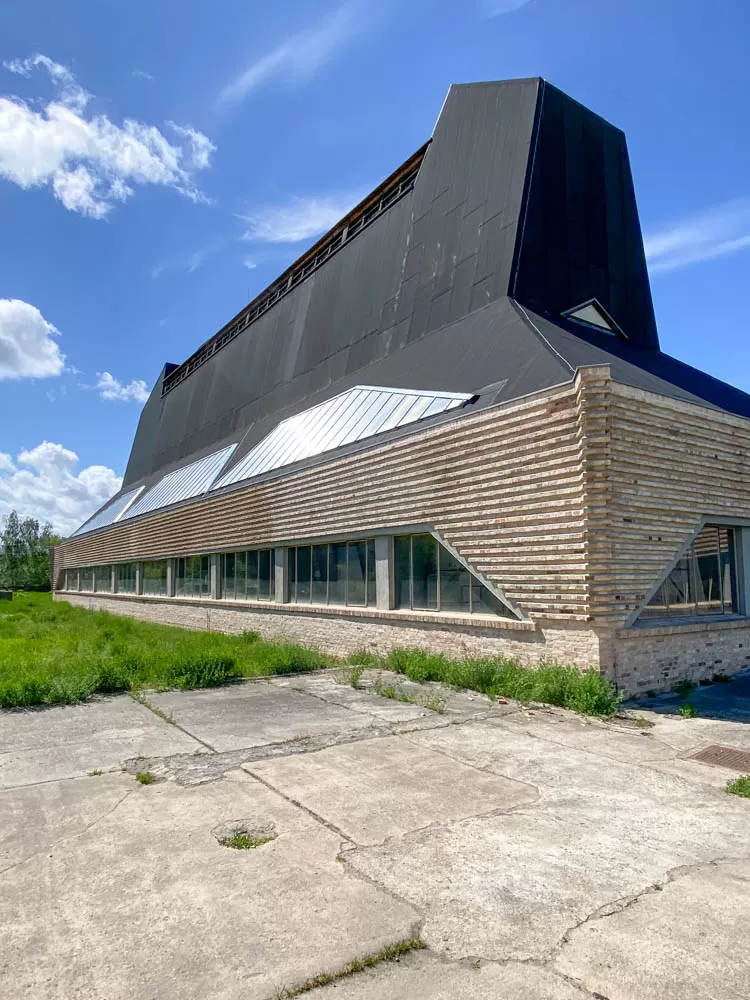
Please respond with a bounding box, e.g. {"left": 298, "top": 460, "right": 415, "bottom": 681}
{"left": 53, "top": 368, "right": 750, "bottom": 698}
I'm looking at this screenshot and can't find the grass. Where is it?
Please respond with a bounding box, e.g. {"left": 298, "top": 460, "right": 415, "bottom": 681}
{"left": 219, "top": 831, "right": 277, "bottom": 850}
{"left": 135, "top": 771, "right": 156, "bottom": 785}
{"left": 273, "top": 938, "right": 425, "bottom": 998}
{"left": 371, "top": 675, "right": 447, "bottom": 714}
{"left": 678, "top": 702, "right": 698, "bottom": 718}
{"left": 349, "top": 646, "right": 620, "bottom": 717}
{"left": 726, "top": 775, "right": 750, "bottom": 798}
{"left": 0, "top": 592, "right": 330, "bottom": 709}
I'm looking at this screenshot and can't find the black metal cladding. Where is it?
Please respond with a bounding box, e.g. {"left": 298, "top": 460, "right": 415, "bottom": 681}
{"left": 161, "top": 144, "right": 429, "bottom": 397}
{"left": 120, "top": 78, "right": 750, "bottom": 496}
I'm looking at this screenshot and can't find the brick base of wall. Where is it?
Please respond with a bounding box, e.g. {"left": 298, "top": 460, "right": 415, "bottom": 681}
{"left": 54, "top": 591, "right": 604, "bottom": 673}
{"left": 615, "top": 619, "right": 750, "bottom": 696}
{"left": 57, "top": 593, "right": 750, "bottom": 698}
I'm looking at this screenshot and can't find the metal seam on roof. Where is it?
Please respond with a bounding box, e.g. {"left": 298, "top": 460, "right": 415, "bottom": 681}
{"left": 213, "top": 385, "right": 474, "bottom": 490}
{"left": 122, "top": 444, "right": 236, "bottom": 521}
{"left": 70, "top": 485, "right": 145, "bottom": 537}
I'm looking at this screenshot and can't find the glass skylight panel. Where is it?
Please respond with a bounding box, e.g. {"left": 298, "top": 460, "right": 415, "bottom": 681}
{"left": 70, "top": 485, "right": 144, "bottom": 536}
{"left": 122, "top": 444, "right": 236, "bottom": 521}
{"left": 215, "top": 385, "right": 472, "bottom": 489}
{"left": 563, "top": 299, "right": 620, "bottom": 335}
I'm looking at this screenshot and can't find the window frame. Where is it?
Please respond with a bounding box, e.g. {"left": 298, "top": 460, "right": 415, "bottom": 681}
{"left": 288, "top": 538, "right": 377, "bottom": 608}
{"left": 631, "top": 519, "right": 747, "bottom": 628}
{"left": 218, "top": 548, "right": 275, "bottom": 602}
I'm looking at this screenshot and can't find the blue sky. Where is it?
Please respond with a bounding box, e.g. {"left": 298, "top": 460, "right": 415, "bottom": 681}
{"left": 0, "top": 0, "right": 748, "bottom": 532}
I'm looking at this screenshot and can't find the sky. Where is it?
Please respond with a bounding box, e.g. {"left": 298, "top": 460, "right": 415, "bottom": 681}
{"left": 0, "top": 0, "right": 749, "bottom": 534}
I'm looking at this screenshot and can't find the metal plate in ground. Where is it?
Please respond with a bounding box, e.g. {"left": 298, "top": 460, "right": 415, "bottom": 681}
{"left": 689, "top": 745, "right": 750, "bottom": 772}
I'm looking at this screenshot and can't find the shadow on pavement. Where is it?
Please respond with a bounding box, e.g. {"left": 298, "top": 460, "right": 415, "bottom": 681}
{"left": 627, "top": 668, "right": 750, "bottom": 722}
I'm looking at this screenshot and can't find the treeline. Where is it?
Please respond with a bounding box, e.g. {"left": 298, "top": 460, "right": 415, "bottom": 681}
{"left": 0, "top": 511, "right": 61, "bottom": 591}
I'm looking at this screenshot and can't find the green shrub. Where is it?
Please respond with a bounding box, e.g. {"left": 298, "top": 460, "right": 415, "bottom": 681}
{"left": 678, "top": 702, "right": 698, "bottom": 718}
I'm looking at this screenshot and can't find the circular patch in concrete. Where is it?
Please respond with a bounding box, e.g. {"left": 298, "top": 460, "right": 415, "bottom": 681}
{"left": 211, "top": 819, "right": 277, "bottom": 849}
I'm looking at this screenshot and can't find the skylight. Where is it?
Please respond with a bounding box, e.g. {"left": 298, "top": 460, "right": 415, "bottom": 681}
{"left": 562, "top": 299, "right": 623, "bottom": 336}
{"left": 70, "top": 485, "right": 144, "bottom": 537}
{"left": 214, "top": 385, "right": 474, "bottom": 489}
{"left": 121, "top": 444, "right": 237, "bottom": 521}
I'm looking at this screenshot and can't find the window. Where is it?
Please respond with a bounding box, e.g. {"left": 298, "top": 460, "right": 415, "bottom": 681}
{"left": 175, "top": 555, "right": 210, "bottom": 598}
{"left": 65, "top": 569, "right": 79, "bottom": 591}
{"left": 289, "top": 539, "right": 376, "bottom": 607}
{"left": 142, "top": 561, "right": 168, "bottom": 597}
{"left": 562, "top": 298, "right": 621, "bottom": 335}
{"left": 219, "top": 549, "right": 275, "bottom": 601}
{"left": 394, "top": 533, "right": 514, "bottom": 617}
{"left": 94, "top": 565, "right": 112, "bottom": 593}
{"left": 116, "top": 563, "right": 137, "bottom": 595}
{"left": 79, "top": 567, "right": 95, "bottom": 592}
{"left": 640, "top": 525, "right": 740, "bottom": 621}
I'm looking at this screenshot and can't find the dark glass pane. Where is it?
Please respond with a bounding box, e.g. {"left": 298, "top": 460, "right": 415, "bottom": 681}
{"left": 176, "top": 558, "right": 185, "bottom": 596}
{"left": 438, "top": 545, "right": 470, "bottom": 613}
{"left": 235, "top": 551, "right": 247, "bottom": 600}
{"left": 473, "top": 582, "right": 513, "bottom": 617}
{"left": 312, "top": 544, "right": 328, "bottom": 604}
{"left": 719, "top": 527, "right": 738, "bottom": 614}
{"left": 80, "top": 567, "right": 94, "bottom": 592}
{"left": 663, "top": 554, "right": 692, "bottom": 615}
{"left": 642, "top": 582, "right": 669, "bottom": 619}
{"left": 95, "top": 565, "right": 111, "bottom": 593}
{"left": 258, "top": 549, "right": 272, "bottom": 600}
{"left": 394, "top": 536, "right": 411, "bottom": 609}
{"left": 201, "top": 556, "right": 210, "bottom": 596}
{"left": 692, "top": 526, "right": 721, "bottom": 615}
{"left": 295, "top": 546, "right": 311, "bottom": 602}
{"left": 329, "top": 543, "right": 347, "bottom": 605}
{"left": 223, "top": 552, "right": 235, "bottom": 600}
{"left": 270, "top": 550, "right": 275, "bottom": 600}
{"left": 412, "top": 534, "right": 438, "bottom": 610}
{"left": 247, "top": 550, "right": 259, "bottom": 600}
{"left": 347, "top": 541, "right": 367, "bottom": 606}
{"left": 366, "top": 539, "right": 376, "bottom": 607}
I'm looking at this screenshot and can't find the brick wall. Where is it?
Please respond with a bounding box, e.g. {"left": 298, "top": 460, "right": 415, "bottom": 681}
{"left": 55, "top": 592, "right": 604, "bottom": 673}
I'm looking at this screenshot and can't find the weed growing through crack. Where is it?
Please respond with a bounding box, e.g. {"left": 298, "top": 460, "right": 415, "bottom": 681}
{"left": 726, "top": 775, "right": 750, "bottom": 798}
{"left": 343, "top": 664, "right": 364, "bottom": 689}
{"left": 371, "top": 675, "right": 447, "bottom": 714}
{"left": 273, "top": 937, "right": 425, "bottom": 998}
{"left": 219, "top": 831, "right": 277, "bottom": 850}
{"left": 678, "top": 703, "right": 698, "bottom": 718}
{"left": 135, "top": 771, "right": 156, "bottom": 785}
{"left": 88, "top": 769, "right": 103, "bottom": 776}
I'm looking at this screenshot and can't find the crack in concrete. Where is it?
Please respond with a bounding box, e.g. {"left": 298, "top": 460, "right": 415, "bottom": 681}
{"left": 0, "top": 786, "right": 134, "bottom": 878}
{"left": 127, "top": 692, "right": 217, "bottom": 752}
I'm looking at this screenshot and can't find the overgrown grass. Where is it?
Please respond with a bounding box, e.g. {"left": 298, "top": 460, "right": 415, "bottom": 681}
{"left": 0, "top": 592, "right": 330, "bottom": 709}
{"left": 371, "top": 675, "right": 447, "bottom": 714}
{"left": 349, "top": 646, "right": 620, "bottom": 717}
{"left": 135, "top": 771, "right": 156, "bottom": 785}
{"left": 726, "top": 775, "right": 750, "bottom": 798}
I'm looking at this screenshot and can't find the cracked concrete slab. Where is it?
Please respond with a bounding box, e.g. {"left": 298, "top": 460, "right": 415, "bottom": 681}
{"left": 302, "top": 951, "right": 587, "bottom": 998}
{"left": 246, "top": 734, "right": 537, "bottom": 845}
{"left": 147, "top": 680, "right": 378, "bottom": 751}
{"left": 556, "top": 859, "right": 750, "bottom": 999}
{"left": 341, "top": 722, "right": 750, "bottom": 959}
{"left": 0, "top": 769, "right": 419, "bottom": 1000}
{"left": 0, "top": 697, "right": 200, "bottom": 788}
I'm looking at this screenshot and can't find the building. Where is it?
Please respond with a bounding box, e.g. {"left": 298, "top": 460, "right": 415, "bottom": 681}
{"left": 53, "top": 78, "right": 750, "bottom": 697}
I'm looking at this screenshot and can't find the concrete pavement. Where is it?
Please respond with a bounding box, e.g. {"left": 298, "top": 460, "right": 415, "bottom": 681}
{"left": 1, "top": 668, "right": 750, "bottom": 999}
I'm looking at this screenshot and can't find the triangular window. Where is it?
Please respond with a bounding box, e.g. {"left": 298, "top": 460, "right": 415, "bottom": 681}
{"left": 562, "top": 299, "right": 623, "bottom": 337}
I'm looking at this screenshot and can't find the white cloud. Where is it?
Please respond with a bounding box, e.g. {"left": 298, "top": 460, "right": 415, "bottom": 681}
{"left": 132, "top": 69, "right": 154, "bottom": 81}
{"left": 242, "top": 257, "right": 257, "bottom": 269}
{"left": 0, "top": 298, "right": 65, "bottom": 380}
{"left": 480, "top": 0, "right": 533, "bottom": 14}
{"left": 645, "top": 198, "right": 750, "bottom": 275}
{"left": 240, "top": 192, "right": 360, "bottom": 243}
{"left": 217, "top": 0, "right": 367, "bottom": 106}
{"left": 0, "top": 441, "right": 122, "bottom": 535}
{"left": 0, "top": 53, "right": 215, "bottom": 218}
{"left": 95, "top": 371, "right": 150, "bottom": 403}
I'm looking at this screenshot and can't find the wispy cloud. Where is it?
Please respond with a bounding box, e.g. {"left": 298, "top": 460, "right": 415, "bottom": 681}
{"left": 0, "top": 53, "right": 214, "bottom": 218}
{"left": 132, "top": 69, "right": 154, "bottom": 81}
{"left": 217, "top": 1, "right": 369, "bottom": 107}
{"left": 480, "top": 0, "right": 534, "bottom": 15}
{"left": 239, "top": 192, "right": 361, "bottom": 244}
{"left": 644, "top": 198, "right": 750, "bottom": 275}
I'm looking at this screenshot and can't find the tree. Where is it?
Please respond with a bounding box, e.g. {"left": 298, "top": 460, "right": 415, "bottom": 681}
{"left": 0, "top": 511, "right": 61, "bottom": 590}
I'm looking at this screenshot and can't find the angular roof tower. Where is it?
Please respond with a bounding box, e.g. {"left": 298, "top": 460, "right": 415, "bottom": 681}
{"left": 83, "top": 78, "right": 750, "bottom": 535}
